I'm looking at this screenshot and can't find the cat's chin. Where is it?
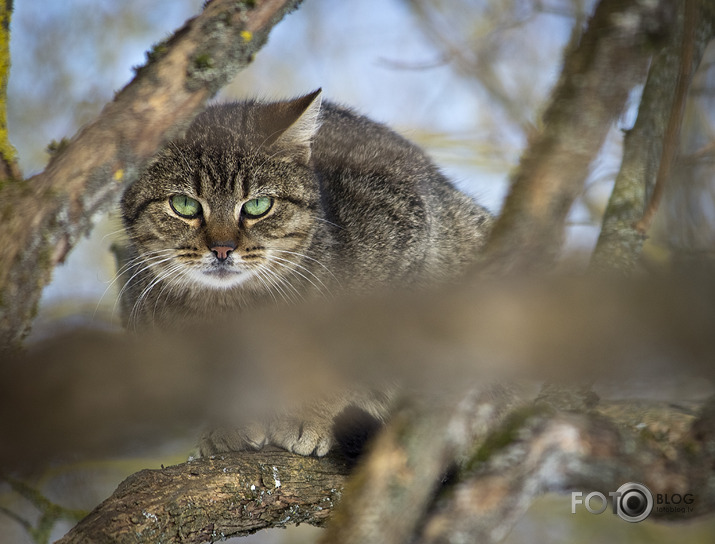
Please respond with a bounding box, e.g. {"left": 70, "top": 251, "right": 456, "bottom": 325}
{"left": 188, "top": 268, "right": 255, "bottom": 290}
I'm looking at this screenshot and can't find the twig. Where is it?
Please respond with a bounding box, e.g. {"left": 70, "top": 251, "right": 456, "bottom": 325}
{"left": 0, "top": 476, "right": 86, "bottom": 544}
{"left": 635, "top": 0, "right": 699, "bottom": 235}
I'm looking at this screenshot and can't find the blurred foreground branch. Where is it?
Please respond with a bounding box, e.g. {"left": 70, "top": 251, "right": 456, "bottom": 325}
{"left": 0, "top": 0, "right": 303, "bottom": 349}
{"left": 3, "top": 273, "right": 715, "bottom": 471}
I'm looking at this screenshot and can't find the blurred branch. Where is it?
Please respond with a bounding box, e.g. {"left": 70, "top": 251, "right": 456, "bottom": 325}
{"left": 408, "top": 0, "right": 538, "bottom": 131}
{"left": 0, "top": 476, "right": 86, "bottom": 544}
{"left": 418, "top": 396, "right": 715, "bottom": 543}
{"left": 6, "top": 272, "right": 715, "bottom": 541}
{"left": 0, "top": 0, "right": 20, "bottom": 181}
{"left": 480, "top": 0, "right": 673, "bottom": 273}
{"left": 0, "top": 0, "right": 303, "bottom": 349}
{"left": 3, "top": 273, "right": 715, "bottom": 471}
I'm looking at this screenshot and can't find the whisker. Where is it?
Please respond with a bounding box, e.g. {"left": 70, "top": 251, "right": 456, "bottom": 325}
{"left": 312, "top": 215, "right": 344, "bottom": 231}
{"left": 101, "top": 227, "right": 131, "bottom": 243}
{"left": 126, "top": 258, "right": 187, "bottom": 330}
{"left": 270, "top": 249, "right": 340, "bottom": 287}
{"left": 150, "top": 264, "right": 191, "bottom": 325}
{"left": 113, "top": 253, "right": 178, "bottom": 319}
{"left": 114, "top": 249, "right": 177, "bottom": 278}
{"left": 268, "top": 255, "right": 331, "bottom": 299}
{"left": 258, "top": 264, "right": 303, "bottom": 305}
{"left": 253, "top": 265, "right": 284, "bottom": 305}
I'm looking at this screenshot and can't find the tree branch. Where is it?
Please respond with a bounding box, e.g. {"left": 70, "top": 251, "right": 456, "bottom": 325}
{"left": 0, "top": 0, "right": 303, "bottom": 349}
{"left": 418, "top": 398, "right": 715, "bottom": 543}
{"left": 49, "top": 395, "right": 715, "bottom": 544}
{"left": 591, "top": 0, "right": 714, "bottom": 272}
{"left": 481, "top": 0, "right": 674, "bottom": 273}
{"left": 55, "top": 448, "right": 350, "bottom": 544}
{"left": 0, "top": 0, "right": 20, "bottom": 182}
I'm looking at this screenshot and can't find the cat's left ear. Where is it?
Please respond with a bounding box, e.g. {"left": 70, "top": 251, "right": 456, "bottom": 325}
{"left": 269, "top": 89, "right": 322, "bottom": 164}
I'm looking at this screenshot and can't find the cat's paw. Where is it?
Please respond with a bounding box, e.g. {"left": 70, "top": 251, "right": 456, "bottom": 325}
{"left": 268, "top": 417, "right": 335, "bottom": 457}
{"left": 198, "top": 423, "right": 267, "bottom": 457}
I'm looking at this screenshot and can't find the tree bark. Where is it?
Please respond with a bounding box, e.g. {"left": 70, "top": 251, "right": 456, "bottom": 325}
{"left": 0, "top": 0, "right": 303, "bottom": 350}
{"left": 56, "top": 448, "right": 350, "bottom": 544}
{"left": 0, "top": 1, "right": 20, "bottom": 181}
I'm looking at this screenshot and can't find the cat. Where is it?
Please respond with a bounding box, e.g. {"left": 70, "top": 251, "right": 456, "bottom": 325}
{"left": 119, "top": 89, "right": 492, "bottom": 457}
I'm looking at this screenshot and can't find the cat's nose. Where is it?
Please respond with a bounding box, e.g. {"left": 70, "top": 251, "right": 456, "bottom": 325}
{"left": 210, "top": 243, "right": 236, "bottom": 262}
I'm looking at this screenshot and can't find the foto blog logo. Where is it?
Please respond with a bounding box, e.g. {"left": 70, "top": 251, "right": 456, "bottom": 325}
{"left": 571, "top": 482, "right": 653, "bottom": 523}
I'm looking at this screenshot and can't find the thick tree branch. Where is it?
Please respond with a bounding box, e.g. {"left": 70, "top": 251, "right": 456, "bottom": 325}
{"left": 0, "top": 0, "right": 303, "bottom": 349}
{"left": 481, "top": 0, "right": 673, "bottom": 273}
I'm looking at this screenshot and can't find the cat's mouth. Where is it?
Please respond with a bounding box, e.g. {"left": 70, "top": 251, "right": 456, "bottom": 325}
{"left": 184, "top": 264, "right": 255, "bottom": 289}
{"left": 204, "top": 268, "right": 239, "bottom": 279}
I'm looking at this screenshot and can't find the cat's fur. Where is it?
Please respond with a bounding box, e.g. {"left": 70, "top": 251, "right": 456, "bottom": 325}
{"left": 119, "top": 90, "right": 492, "bottom": 456}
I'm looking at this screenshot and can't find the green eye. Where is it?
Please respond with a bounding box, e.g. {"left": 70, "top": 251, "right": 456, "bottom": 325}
{"left": 170, "top": 194, "right": 202, "bottom": 218}
{"left": 242, "top": 197, "right": 273, "bottom": 218}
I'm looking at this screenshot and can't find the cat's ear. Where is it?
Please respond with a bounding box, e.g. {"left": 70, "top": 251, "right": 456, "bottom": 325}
{"left": 266, "top": 89, "right": 322, "bottom": 164}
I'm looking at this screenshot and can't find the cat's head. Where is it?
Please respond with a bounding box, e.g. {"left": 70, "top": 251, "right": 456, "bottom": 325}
{"left": 121, "top": 90, "right": 324, "bottom": 294}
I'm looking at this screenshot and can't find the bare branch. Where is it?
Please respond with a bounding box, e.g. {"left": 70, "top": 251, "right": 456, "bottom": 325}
{"left": 0, "top": 0, "right": 303, "bottom": 349}
{"left": 480, "top": 0, "right": 673, "bottom": 273}
{"left": 592, "top": 1, "right": 714, "bottom": 272}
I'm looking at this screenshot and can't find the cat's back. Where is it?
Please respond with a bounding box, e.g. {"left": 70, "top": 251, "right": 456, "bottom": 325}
{"left": 312, "top": 102, "right": 438, "bottom": 187}
{"left": 311, "top": 101, "right": 492, "bottom": 282}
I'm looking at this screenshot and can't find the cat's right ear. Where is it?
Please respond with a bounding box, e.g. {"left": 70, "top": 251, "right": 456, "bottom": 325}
{"left": 267, "top": 89, "right": 322, "bottom": 164}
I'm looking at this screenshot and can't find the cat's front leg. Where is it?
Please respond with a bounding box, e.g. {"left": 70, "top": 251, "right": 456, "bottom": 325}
{"left": 197, "top": 389, "right": 393, "bottom": 458}
{"left": 196, "top": 416, "right": 334, "bottom": 458}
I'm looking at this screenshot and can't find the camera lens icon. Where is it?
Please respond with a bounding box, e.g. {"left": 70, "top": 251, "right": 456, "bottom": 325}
{"left": 616, "top": 482, "right": 653, "bottom": 522}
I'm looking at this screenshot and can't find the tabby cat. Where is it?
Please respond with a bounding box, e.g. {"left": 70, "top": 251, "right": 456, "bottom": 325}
{"left": 119, "top": 89, "right": 492, "bottom": 456}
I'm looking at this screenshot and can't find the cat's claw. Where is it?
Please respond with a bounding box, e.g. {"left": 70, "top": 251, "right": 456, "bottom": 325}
{"left": 269, "top": 420, "right": 334, "bottom": 457}
{"left": 198, "top": 424, "right": 267, "bottom": 457}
